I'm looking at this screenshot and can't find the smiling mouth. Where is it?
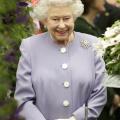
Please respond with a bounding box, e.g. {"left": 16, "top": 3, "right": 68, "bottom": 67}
{"left": 55, "top": 30, "right": 68, "bottom": 35}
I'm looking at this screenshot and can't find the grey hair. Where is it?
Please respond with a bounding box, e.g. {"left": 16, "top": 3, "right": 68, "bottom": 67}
{"left": 30, "top": 0, "right": 84, "bottom": 21}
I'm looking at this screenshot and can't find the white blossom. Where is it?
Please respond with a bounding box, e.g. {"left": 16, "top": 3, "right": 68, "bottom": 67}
{"left": 101, "top": 20, "right": 120, "bottom": 49}
{"left": 92, "top": 41, "right": 105, "bottom": 57}
{"left": 105, "top": 28, "right": 116, "bottom": 38}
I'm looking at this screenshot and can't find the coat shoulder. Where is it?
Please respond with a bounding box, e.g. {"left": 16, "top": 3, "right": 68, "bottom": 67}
{"left": 76, "top": 32, "right": 104, "bottom": 57}
{"left": 22, "top": 32, "right": 49, "bottom": 45}
{"left": 76, "top": 32, "right": 101, "bottom": 45}
{"left": 20, "top": 32, "right": 49, "bottom": 51}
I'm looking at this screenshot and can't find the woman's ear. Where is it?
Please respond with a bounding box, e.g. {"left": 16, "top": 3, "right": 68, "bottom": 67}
{"left": 40, "top": 19, "right": 47, "bottom": 31}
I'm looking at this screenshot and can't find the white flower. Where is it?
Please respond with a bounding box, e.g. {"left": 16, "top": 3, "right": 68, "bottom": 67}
{"left": 111, "top": 47, "right": 116, "bottom": 55}
{"left": 100, "top": 20, "right": 120, "bottom": 51}
{"left": 103, "top": 34, "right": 120, "bottom": 48}
{"left": 104, "top": 20, "right": 120, "bottom": 39}
{"left": 106, "top": 59, "right": 116, "bottom": 65}
{"left": 105, "top": 28, "right": 116, "bottom": 38}
{"left": 92, "top": 41, "right": 105, "bottom": 57}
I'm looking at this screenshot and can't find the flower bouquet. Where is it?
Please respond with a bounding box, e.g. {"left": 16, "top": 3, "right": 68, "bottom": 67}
{"left": 100, "top": 20, "right": 120, "bottom": 88}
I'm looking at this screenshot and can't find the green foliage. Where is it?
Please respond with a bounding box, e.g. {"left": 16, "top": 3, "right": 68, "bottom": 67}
{"left": 103, "top": 20, "right": 120, "bottom": 75}
{"left": 0, "top": 0, "right": 17, "bottom": 14}
{"left": 0, "top": 99, "right": 17, "bottom": 118}
{"left": 0, "top": 0, "right": 33, "bottom": 119}
{"left": 104, "top": 44, "right": 120, "bottom": 75}
{"left": 117, "top": 0, "right": 120, "bottom": 3}
{"left": 0, "top": 84, "right": 8, "bottom": 100}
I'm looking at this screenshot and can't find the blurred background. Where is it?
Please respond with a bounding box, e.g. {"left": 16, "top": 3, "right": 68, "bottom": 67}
{"left": 0, "top": 0, "right": 120, "bottom": 120}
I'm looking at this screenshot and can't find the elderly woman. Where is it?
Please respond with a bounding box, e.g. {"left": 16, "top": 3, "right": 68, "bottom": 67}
{"left": 14, "top": 0, "right": 107, "bottom": 120}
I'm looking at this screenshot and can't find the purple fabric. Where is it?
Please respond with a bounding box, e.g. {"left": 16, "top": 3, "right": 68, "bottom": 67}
{"left": 15, "top": 32, "right": 107, "bottom": 120}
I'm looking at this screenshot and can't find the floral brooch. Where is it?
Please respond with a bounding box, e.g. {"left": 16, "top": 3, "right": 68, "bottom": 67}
{"left": 80, "top": 39, "right": 90, "bottom": 48}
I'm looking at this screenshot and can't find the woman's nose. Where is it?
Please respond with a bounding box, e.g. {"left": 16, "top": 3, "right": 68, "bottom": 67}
{"left": 58, "top": 20, "right": 66, "bottom": 28}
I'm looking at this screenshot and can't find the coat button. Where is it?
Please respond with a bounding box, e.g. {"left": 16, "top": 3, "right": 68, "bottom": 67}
{"left": 64, "top": 81, "right": 70, "bottom": 88}
{"left": 62, "top": 63, "right": 68, "bottom": 69}
{"left": 63, "top": 100, "right": 70, "bottom": 107}
{"left": 60, "top": 47, "right": 66, "bottom": 53}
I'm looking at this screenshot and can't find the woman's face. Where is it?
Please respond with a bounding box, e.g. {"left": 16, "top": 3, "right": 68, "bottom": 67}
{"left": 93, "top": 0, "right": 105, "bottom": 13}
{"left": 44, "top": 6, "right": 75, "bottom": 43}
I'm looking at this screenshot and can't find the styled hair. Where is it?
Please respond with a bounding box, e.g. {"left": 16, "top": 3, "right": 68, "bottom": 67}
{"left": 81, "top": 0, "right": 95, "bottom": 15}
{"left": 30, "top": 0, "right": 84, "bottom": 21}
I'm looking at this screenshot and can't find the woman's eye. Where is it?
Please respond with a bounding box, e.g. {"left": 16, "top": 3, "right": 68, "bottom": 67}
{"left": 64, "top": 17, "right": 70, "bottom": 20}
{"left": 53, "top": 18, "right": 59, "bottom": 21}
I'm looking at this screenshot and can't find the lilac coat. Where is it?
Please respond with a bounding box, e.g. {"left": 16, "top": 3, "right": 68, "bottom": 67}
{"left": 15, "top": 32, "right": 107, "bottom": 120}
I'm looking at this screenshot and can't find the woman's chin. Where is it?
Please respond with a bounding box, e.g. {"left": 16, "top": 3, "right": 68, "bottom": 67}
{"left": 53, "top": 34, "right": 68, "bottom": 41}
{"left": 56, "top": 36, "right": 69, "bottom": 42}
